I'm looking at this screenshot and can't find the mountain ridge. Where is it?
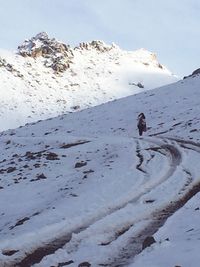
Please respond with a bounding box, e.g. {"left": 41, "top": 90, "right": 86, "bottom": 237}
{"left": 0, "top": 32, "right": 178, "bottom": 131}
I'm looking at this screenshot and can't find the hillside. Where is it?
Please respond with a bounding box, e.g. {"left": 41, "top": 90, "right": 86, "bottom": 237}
{"left": 0, "top": 32, "right": 177, "bottom": 131}
{"left": 0, "top": 73, "right": 200, "bottom": 266}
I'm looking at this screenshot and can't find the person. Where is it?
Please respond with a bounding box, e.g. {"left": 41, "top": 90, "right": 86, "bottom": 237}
{"left": 137, "top": 113, "right": 146, "bottom": 136}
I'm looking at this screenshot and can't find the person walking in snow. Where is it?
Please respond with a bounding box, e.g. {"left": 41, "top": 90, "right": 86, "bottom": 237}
{"left": 137, "top": 113, "right": 147, "bottom": 136}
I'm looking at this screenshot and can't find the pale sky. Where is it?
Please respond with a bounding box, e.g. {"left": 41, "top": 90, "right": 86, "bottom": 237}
{"left": 0, "top": 0, "right": 199, "bottom": 77}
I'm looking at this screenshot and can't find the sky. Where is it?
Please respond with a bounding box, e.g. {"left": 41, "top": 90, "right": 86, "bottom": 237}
{"left": 0, "top": 0, "right": 199, "bottom": 77}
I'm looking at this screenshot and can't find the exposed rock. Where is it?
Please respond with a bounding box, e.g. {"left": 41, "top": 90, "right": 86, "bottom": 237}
{"left": 60, "top": 140, "right": 90, "bottom": 149}
{"left": 2, "top": 249, "right": 19, "bottom": 256}
{"left": 33, "top": 163, "right": 41, "bottom": 168}
{"left": 18, "top": 32, "right": 74, "bottom": 72}
{"left": 46, "top": 152, "right": 59, "bottom": 160}
{"left": 0, "top": 57, "right": 24, "bottom": 78}
{"left": 57, "top": 261, "right": 74, "bottom": 266}
{"left": 183, "top": 68, "right": 200, "bottom": 79}
{"left": 30, "top": 173, "right": 47, "bottom": 182}
{"left": 192, "top": 68, "right": 200, "bottom": 76}
{"left": 83, "top": 169, "right": 94, "bottom": 174}
{"left": 25, "top": 151, "right": 37, "bottom": 160}
{"left": 7, "top": 167, "right": 17, "bottom": 173}
{"left": 12, "top": 217, "right": 30, "bottom": 228}
{"left": 37, "top": 173, "right": 47, "bottom": 179}
{"left": 77, "top": 40, "right": 117, "bottom": 52}
{"left": 70, "top": 193, "right": 78, "bottom": 197}
{"left": 129, "top": 82, "right": 144, "bottom": 88}
{"left": 78, "top": 262, "right": 91, "bottom": 267}
{"left": 71, "top": 105, "right": 80, "bottom": 110}
{"left": 145, "top": 199, "right": 155, "bottom": 203}
{"left": 0, "top": 169, "right": 5, "bottom": 174}
{"left": 0, "top": 57, "right": 6, "bottom": 67}
{"left": 75, "top": 161, "right": 87, "bottom": 168}
{"left": 142, "top": 236, "right": 156, "bottom": 250}
{"left": 137, "top": 82, "right": 144, "bottom": 88}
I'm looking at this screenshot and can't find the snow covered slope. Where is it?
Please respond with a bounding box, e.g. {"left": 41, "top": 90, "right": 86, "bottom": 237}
{"left": 0, "top": 73, "right": 200, "bottom": 266}
{"left": 0, "top": 32, "right": 177, "bottom": 131}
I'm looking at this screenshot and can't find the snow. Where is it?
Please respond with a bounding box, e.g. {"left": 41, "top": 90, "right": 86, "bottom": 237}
{"left": 0, "top": 71, "right": 200, "bottom": 267}
{"left": 0, "top": 40, "right": 177, "bottom": 131}
{"left": 131, "top": 193, "right": 200, "bottom": 267}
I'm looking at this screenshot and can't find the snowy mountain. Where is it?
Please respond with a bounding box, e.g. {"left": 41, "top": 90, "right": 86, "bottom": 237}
{"left": 0, "top": 32, "right": 177, "bottom": 131}
{"left": 0, "top": 72, "right": 200, "bottom": 267}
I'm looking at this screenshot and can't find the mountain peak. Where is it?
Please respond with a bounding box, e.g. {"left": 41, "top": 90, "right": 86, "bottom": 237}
{"left": 131, "top": 48, "right": 164, "bottom": 69}
{"left": 76, "top": 40, "right": 119, "bottom": 52}
{"left": 16, "top": 33, "right": 169, "bottom": 74}
{"left": 0, "top": 32, "right": 178, "bottom": 131}
{"left": 34, "top": 31, "right": 49, "bottom": 41}
{"left": 17, "top": 32, "right": 74, "bottom": 72}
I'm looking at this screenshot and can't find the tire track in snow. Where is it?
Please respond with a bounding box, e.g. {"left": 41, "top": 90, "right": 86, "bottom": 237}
{"left": 135, "top": 141, "right": 146, "bottom": 173}
{"left": 104, "top": 137, "right": 200, "bottom": 267}
{"left": 2, "top": 138, "right": 183, "bottom": 267}
{"left": 107, "top": 178, "right": 200, "bottom": 267}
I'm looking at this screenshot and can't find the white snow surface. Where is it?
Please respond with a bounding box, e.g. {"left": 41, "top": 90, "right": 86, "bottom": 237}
{"left": 0, "top": 73, "right": 200, "bottom": 267}
{"left": 130, "top": 193, "right": 200, "bottom": 267}
{"left": 0, "top": 43, "right": 177, "bottom": 131}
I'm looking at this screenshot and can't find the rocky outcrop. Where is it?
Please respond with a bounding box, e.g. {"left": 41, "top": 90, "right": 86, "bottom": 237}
{"left": 0, "top": 57, "right": 23, "bottom": 78}
{"left": 78, "top": 262, "right": 91, "bottom": 267}
{"left": 183, "top": 68, "right": 200, "bottom": 79}
{"left": 18, "top": 32, "right": 74, "bottom": 72}
{"left": 192, "top": 68, "right": 200, "bottom": 76}
{"left": 0, "top": 57, "right": 6, "bottom": 67}
{"left": 77, "top": 40, "right": 117, "bottom": 52}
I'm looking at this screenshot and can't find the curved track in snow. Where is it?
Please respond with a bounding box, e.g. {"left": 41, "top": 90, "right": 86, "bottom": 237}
{"left": 3, "top": 136, "right": 200, "bottom": 267}
{"left": 105, "top": 137, "right": 200, "bottom": 267}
